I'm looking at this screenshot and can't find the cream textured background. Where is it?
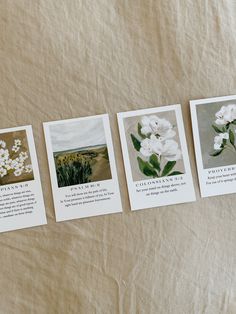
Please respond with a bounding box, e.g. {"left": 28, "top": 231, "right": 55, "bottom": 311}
{"left": 1, "top": 1, "right": 236, "bottom": 313}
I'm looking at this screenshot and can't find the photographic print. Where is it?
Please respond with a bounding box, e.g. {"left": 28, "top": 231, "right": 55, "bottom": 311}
{"left": 191, "top": 95, "right": 236, "bottom": 198}
{"left": 0, "top": 126, "right": 46, "bottom": 233}
{"left": 196, "top": 100, "right": 236, "bottom": 169}
{"left": 44, "top": 114, "right": 122, "bottom": 222}
{"left": 124, "top": 110, "right": 185, "bottom": 181}
{"left": 118, "top": 105, "right": 195, "bottom": 211}
{"left": 49, "top": 118, "right": 112, "bottom": 188}
{"left": 0, "top": 130, "right": 34, "bottom": 185}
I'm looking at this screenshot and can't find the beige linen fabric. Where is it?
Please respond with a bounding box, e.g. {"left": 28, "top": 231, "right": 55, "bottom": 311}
{"left": 1, "top": 1, "right": 236, "bottom": 313}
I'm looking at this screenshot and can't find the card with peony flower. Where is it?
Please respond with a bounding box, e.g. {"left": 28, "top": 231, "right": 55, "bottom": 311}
{"left": 118, "top": 105, "right": 195, "bottom": 211}
{"left": 190, "top": 95, "right": 236, "bottom": 198}
{"left": 0, "top": 126, "right": 46, "bottom": 233}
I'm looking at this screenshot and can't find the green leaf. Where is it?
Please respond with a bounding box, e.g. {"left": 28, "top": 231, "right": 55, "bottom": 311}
{"left": 130, "top": 134, "right": 141, "bottom": 151}
{"left": 161, "top": 161, "right": 176, "bottom": 176}
{"left": 229, "top": 129, "right": 235, "bottom": 146}
{"left": 212, "top": 124, "right": 223, "bottom": 133}
{"left": 210, "top": 149, "right": 223, "bottom": 156}
{"left": 137, "top": 157, "right": 157, "bottom": 177}
{"left": 231, "top": 120, "right": 236, "bottom": 125}
{"left": 222, "top": 138, "right": 227, "bottom": 146}
{"left": 149, "top": 154, "right": 160, "bottom": 171}
{"left": 138, "top": 123, "right": 146, "bottom": 139}
{"left": 167, "top": 171, "right": 183, "bottom": 176}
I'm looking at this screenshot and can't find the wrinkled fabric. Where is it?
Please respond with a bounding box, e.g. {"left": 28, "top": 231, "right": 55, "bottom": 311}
{"left": 1, "top": 1, "right": 236, "bottom": 313}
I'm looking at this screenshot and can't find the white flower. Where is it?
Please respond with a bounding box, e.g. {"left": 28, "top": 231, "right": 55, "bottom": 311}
{"left": 0, "top": 159, "right": 5, "bottom": 167}
{"left": 12, "top": 145, "right": 20, "bottom": 152}
{"left": 10, "top": 159, "right": 23, "bottom": 170}
{"left": 4, "top": 159, "right": 13, "bottom": 170}
{"left": 0, "top": 167, "right": 7, "bottom": 178}
{"left": 19, "top": 152, "right": 28, "bottom": 162}
{"left": 14, "top": 169, "right": 23, "bottom": 177}
{"left": 140, "top": 135, "right": 182, "bottom": 161}
{"left": 14, "top": 139, "right": 21, "bottom": 146}
{"left": 161, "top": 139, "right": 182, "bottom": 161}
{"left": 0, "top": 149, "right": 9, "bottom": 161}
{"left": 25, "top": 164, "right": 33, "bottom": 173}
{"left": 140, "top": 135, "right": 162, "bottom": 157}
{"left": 215, "top": 104, "right": 236, "bottom": 125}
{"left": 214, "top": 132, "right": 229, "bottom": 150}
{"left": 140, "top": 115, "right": 176, "bottom": 139}
{"left": 0, "top": 140, "right": 6, "bottom": 148}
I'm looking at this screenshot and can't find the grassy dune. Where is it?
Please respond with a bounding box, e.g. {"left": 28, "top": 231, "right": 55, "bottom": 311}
{"left": 54, "top": 145, "right": 112, "bottom": 187}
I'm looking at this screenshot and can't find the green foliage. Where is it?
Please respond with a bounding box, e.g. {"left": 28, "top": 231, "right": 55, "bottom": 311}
{"left": 212, "top": 124, "right": 223, "bottom": 133}
{"left": 138, "top": 123, "right": 146, "bottom": 139}
{"left": 162, "top": 161, "right": 176, "bottom": 176}
{"left": 229, "top": 129, "right": 235, "bottom": 147}
{"left": 167, "top": 171, "right": 183, "bottom": 176}
{"left": 149, "top": 154, "right": 161, "bottom": 172}
{"left": 137, "top": 157, "right": 157, "bottom": 177}
{"left": 56, "top": 160, "right": 92, "bottom": 187}
{"left": 210, "top": 149, "right": 223, "bottom": 156}
{"left": 131, "top": 134, "right": 141, "bottom": 151}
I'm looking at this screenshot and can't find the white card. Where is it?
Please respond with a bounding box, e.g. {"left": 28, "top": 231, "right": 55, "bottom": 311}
{"left": 43, "top": 114, "right": 122, "bottom": 221}
{"left": 190, "top": 95, "right": 236, "bottom": 198}
{"left": 0, "top": 125, "right": 47, "bottom": 233}
{"left": 117, "top": 104, "right": 195, "bottom": 211}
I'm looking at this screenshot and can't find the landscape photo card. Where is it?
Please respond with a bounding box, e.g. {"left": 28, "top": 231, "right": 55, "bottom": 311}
{"left": 0, "top": 125, "right": 47, "bottom": 233}
{"left": 43, "top": 114, "right": 122, "bottom": 222}
{"left": 190, "top": 95, "right": 236, "bottom": 198}
{"left": 117, "top": 104, "right": 196, "bottom": 211}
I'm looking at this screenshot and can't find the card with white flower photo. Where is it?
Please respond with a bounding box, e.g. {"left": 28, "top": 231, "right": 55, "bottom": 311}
{"left": 190, "top": 95, "right": 236, "bottom": 198}
{"left": 117, "top": 105, "right": 195, "bottom": 211}
{"left": 0, "top": 125, "right": 47, "bottom": 233}
{"left": 43, "top": 114, "right": 122, "bottom": 222}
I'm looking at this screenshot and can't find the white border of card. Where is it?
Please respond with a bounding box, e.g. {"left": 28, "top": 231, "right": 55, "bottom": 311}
{"left": 43, "top": 114, "right": 122, "bottom": 222}
{"left": 190, "top": 95, "right": 236, "bottom": 198}
{"left": 117, "top": 104, "right": 196, "bottom": 211}
{"left": 0, "top": 125, "right": 47, "bottom": 233}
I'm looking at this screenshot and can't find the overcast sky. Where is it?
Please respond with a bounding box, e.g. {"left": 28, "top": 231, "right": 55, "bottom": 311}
{"left": 50, "top": 118, "right": 106, "bottom": 152}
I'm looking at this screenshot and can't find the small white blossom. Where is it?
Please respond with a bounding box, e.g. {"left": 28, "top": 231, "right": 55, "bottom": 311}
{"left": 14, "top": 139, "right": 21, "bottom": 146}
{"left": 19, "top": 152, "right": 28, "bottom": 162}
{"left": 0, "top": 167, "right": 7, "bottom": 178}
{"left": 215, "top": 104, "right": 236, "bottom": 125}
{"left": 213, "top": 133, "right": 229, "bottom": 150}
{"left": 4, "top": 159, "right": 13, "bottom": 170}
{"left": 0, "top": 140, "right": 6, "bottom": 148}
{"left": 12, "top": 145, "right": 20, "bottom": 153}
{"left": 25, "top": 164, "right": 33, "bottom": 173}
{"left": 14, "top": 169, "right": 23, "bottom": 177}
{"left": 0, "top": 149, "right": 9, "bottom": 161}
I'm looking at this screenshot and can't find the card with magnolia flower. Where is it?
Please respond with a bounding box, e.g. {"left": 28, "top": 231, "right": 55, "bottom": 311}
{"left": 124, "top": 110, "right": 185, "bottom": 181}
{"left": 118, "top": 105, "right": 195, "bottom": 211}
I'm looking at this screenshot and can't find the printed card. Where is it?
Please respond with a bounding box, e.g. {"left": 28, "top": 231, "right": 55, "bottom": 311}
{"left": 43, "top": 114, "right": 122, "bottom": 221}
{"left": 190, "top": 95, "right": 236, "bottom": 198}
{"left": 0, "top": 125, "right": 47, "bottom": 233}
{"left": 117, "top": 104, "right": 195, "bottom": 211}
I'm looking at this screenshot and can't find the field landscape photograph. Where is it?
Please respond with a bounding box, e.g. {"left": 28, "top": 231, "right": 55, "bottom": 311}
{"left": 49, "top": 118, "right": 112, "bottom": 187}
